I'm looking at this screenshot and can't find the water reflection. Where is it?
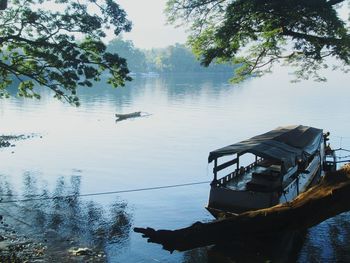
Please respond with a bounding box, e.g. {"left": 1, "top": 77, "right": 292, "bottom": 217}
{"left": 75, "top": 73, "right": 238, "bottom": 108}
{"left": 181, "top": 212, "right": 350, "bottom": 263}
{"left": 298, "top": 212, "right": 350, "bottom": 262}
{"left": 329, "top": 214, "right": 350, "bottom": 262}
{"left": 0, "top": 172, "right": 132, "bottom": 257}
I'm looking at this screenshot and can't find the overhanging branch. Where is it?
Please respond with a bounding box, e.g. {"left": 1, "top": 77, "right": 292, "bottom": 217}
{"left": 327, "top": 0, "right": 345, "bottom": 6}
{"left": 282, "top": 28, "right": 344, "bottom": 45}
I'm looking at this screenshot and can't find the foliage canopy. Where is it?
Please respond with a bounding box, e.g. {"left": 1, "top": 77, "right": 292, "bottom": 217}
{"left": 166, "top": 0, "right": 350, "bottom": 82}
{"left": 0, "top": 0, "right": 132, "bottom": 105}
{"left": 144, "top": 43, "right": 234, "bottom": 73}
{"left": 106, "top": 39, "right": 234, "bottom": 74}
{"left": 107, "top": 38, "right": 147, "bottom": 73}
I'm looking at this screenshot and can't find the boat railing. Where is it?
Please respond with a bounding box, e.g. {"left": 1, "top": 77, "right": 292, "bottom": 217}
{"left": 213, "top": 158, "right": 263, "bottom": 187}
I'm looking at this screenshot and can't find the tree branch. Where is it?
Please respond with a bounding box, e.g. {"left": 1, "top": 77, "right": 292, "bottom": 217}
{"left": 327, "top": 0, "right": 345, "bottom": 6}
{"left": 282, "top": 28, "right": 345, "bottom": 45}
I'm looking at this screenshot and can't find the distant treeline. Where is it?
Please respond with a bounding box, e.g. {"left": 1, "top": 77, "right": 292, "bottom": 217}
{"left": 107, "top": 38, "right": 235, "bottom": 74}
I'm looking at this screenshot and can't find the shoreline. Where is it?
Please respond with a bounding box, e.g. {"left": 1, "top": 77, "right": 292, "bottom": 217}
{"left": 0, "top": 134, "right": 107, "bottom": 262}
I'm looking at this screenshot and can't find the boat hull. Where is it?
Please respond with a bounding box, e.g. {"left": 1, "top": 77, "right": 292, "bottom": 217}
{"left": 208, "top": 186, "right": 278, "bottom": 215}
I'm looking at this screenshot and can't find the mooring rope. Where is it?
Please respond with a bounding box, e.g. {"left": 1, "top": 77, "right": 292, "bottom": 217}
{"left": 0, "top": 180, "right": 210, "bottom": 204}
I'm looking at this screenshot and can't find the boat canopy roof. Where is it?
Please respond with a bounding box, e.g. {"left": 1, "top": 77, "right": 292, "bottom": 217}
{"left": 208, "top": 125, "right": 323, "bottom": 169}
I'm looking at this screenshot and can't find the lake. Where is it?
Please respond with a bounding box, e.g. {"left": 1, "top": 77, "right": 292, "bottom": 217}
{"left": 0, "top": 68, "right": 350, "bottom": 262}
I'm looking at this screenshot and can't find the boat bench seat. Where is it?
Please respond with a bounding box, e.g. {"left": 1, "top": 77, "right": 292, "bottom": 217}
{"left": 252, "top": 171, "right": 280, "bottom": 181}
{"left": 247, "top": 171, "right": 281, "bottom": 192}
{"left": 258, "top": 159, "right": 280, "bottom": 168}
{"left": 246, "top": 181, "right": 280, "bottom": 192}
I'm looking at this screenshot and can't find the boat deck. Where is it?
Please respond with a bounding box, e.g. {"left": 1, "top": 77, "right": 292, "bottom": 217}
{"left": 225, "top": 164, "right": 281, "bottom": 191}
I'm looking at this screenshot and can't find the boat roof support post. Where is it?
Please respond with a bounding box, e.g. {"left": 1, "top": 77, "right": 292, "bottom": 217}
{"left": 281, "top": 161, "right": 286, "bottom": 174}
{"left": 237, "top": 153, "right": 240, "bottom": 171}
{"left": 213, "top": 158, "right": 218, "bottom": 183}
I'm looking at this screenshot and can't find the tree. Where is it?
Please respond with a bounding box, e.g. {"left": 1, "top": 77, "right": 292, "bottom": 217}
{"left": 146, "top": 43, "right": 235, "bottom": 73}
{"left": 147, "top": 43, "right": 198, "bottom": 73}
{"left": 166, "top": 0, "right": 350, "bottom": 82}
{"left": 107, "top": 38, "right": 147, "bottom": 73}
{"left": 0, "top": 0, "right": 132, "bottom": 105}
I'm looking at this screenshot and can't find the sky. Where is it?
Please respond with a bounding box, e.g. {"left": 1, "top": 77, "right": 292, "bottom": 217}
{"left": 115, "top": 0, "right": 188, "bottom": 49}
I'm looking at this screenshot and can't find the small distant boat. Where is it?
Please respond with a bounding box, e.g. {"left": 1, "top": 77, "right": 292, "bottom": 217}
{"left": 115, "top": 111, "right": 141, "bottom": 121}
{"left": 206, "top": 125, "right": 336, "bottom": 218}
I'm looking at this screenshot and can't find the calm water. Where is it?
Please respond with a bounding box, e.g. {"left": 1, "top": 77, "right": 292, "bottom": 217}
{"left": 0, "top": 68, "right": 350, "bottom": 262}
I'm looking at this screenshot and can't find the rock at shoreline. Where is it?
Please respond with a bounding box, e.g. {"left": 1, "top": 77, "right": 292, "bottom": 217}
{"left": 0, "top": 224, "right": 46, "bottom": 262}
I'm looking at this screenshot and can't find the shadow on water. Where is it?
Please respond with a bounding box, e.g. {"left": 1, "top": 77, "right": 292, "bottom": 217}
{"left": 298, "top": 212, "right": 350, "bottom": 262}
{"left": 327, "top": 213, "right": 350, "bottom": 262}
{"left": 0, "top": 172, "right": 132, "bottom": 260}
{"left": 183, "top": 230, "right": 308, "bottom": 263}
{"left": 183, "top": 213, "right": 350, "bottom": 263}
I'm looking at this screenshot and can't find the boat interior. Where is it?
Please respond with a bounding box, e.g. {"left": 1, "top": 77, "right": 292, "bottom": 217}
{"left": 212, "top": 154, "right": 285, "bottom": 192}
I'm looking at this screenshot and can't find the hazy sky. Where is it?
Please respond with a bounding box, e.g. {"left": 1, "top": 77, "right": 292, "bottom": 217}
{"left": 116, "top": 0, "right": 188, "bottom": 49}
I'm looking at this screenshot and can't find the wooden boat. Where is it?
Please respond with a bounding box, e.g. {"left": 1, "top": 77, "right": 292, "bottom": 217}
{"left": 207, "top": 125, "right": 336, "bottom": 218}
{"left": 115, "top": 111, "right": 141, "bottom": 121}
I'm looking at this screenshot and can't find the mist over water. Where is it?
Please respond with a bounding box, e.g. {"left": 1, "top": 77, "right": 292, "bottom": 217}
{"left": 0, "top": 69, "right": 349, "bottom": 262}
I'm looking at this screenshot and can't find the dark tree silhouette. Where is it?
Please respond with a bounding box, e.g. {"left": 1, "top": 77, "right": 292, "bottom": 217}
{"left": 0, "top": 0, "right": 132, "bottom": 105}
{"left": 166, "top": 0, "right": 350, "bottom": 82}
